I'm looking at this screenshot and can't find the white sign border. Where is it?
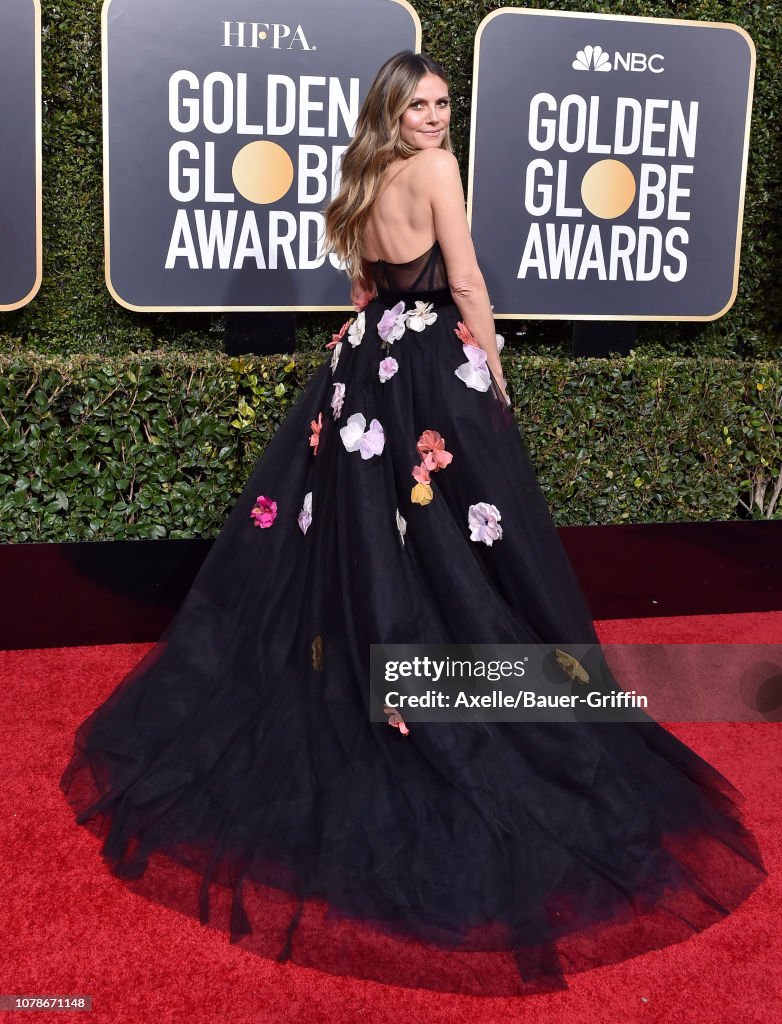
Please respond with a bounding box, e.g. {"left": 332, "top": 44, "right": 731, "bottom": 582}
{"left": 1, "top": 0, "right": 42, "bottom": 312}
{"left": 102, "top": 0, "right": 422, "bottom": 312}
{"left": 466, "top": 7, "right": 757, "bottom": 322}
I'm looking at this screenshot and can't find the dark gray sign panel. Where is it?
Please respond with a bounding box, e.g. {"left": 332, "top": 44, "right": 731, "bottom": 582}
{"left": 103, "top": 0, "right": 420, "bottom": 311}
{"left": 468, "top": 9, "right": 755, "bottom": 321}
{"left": 0, "top": 0, "right": 41, "bottom": 310}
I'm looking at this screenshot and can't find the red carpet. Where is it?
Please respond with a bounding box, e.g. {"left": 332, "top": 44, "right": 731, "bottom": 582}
{"left": 1, "top": 611, "right": 779, "bottom": 1023}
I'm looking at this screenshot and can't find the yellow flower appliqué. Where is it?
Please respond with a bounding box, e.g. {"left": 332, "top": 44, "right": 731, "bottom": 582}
{"left": 411, "top": 482, "right": 433, "bottom": 506}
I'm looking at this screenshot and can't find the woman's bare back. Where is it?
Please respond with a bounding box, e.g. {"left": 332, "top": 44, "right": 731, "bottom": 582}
{"left": 362, "top": 154, "right": 437, "bottom": 264}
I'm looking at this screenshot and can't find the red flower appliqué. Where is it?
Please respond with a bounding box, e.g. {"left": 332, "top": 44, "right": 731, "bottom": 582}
{"left": 454, "top": 321, "right": 479, "bottom": 347}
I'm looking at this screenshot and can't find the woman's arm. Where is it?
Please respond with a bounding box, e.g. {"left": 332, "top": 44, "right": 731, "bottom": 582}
{"left": 419, "top": 150, "right": 509, "bottom": 403}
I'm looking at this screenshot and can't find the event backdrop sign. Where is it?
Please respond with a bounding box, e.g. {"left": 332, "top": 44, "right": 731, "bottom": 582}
{"left": 0, "top": 0, "right": 41, "bottom": 311}
{"left": 103, "top": 0, "right": 420, "bottom": 311}
{"left": 468, "top": 9, "right": 756, "bottom": 321}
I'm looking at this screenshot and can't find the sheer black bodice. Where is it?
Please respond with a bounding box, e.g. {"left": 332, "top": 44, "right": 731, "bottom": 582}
{"left": 371, "top": 239, "right": 452, "bottom": 304}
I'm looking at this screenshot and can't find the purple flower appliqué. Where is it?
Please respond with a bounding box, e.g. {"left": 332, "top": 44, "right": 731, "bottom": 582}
{"left": 377, "top": 301, "right": 407, "bottom": 343}
{"left": 378, "top": 357, "right": 399, "bottom": 383}
{"left": 339, "top": 413, "right": 386, "bottom": 460}
{"left": 455, "top": 344, "right": 490, "bottom": 392}
{"left": 331, "top": 381, "right": 346, "bottom": 419}
{"left": 467, "top": 502, "right": 503, "bottom": 546}
{"left": 298, "top": 491, "right": 313, "bottom": 535}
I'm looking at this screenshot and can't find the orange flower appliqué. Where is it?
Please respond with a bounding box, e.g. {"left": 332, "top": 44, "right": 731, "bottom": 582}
{"left": 309, "top": 411, "right": 323, "bottom": 455}
{"left": 416, "top": 430, "right": 453, "bottom": 473}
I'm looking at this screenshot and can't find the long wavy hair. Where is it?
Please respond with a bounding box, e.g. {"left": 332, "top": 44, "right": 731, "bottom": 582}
{"left": 322, "top": 51, "right": 453, "bottom": 281}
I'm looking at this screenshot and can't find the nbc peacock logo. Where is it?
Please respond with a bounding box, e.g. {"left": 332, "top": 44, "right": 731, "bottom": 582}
{"left": 572, "top": 45, "right": 612, "bottom": 72}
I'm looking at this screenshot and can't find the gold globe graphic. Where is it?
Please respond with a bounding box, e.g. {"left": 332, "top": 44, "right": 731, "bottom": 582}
{"left": 581, "top": 160, "right": 636, "bottom": 219}
{"left": 232, "top": 141, "right": 294, "bottom": 205}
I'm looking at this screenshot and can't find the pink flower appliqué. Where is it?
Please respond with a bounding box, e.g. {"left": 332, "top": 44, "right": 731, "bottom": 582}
{"left": 384, "top": 704, "right": 410, "bottom": 735}
{"left": 378, "top": 357, "right": 399, "bottom": 383}
{"left": 325, "top": 318, "right": 352, "bottom": 349}
{"left": 250, "top": 495, "right": 277, "bottom": 529}
{"left": 468, "top": 502, "right": 503, "bottom": 546}
{"left": 411, "top": 462, "right": 431, "bottom": 485}
{"left": 309, "top": 411, "right": 323, "bottom": 455}
{"left": 416, "top": 430, "right": 453, "bottom": 473}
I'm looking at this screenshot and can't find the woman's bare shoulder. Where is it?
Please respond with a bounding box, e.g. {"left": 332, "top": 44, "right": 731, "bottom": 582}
{"left": 410, "top": 148, "right": 459, "bottom": 174}
{"left": 409, "top": 149, "right": 462, "bottom": 196}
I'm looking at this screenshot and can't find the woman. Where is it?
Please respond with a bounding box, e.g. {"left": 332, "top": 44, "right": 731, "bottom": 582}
{"left": 61, "top": 51, "right": 766, "bottom": 996}
{"left": 323, "top": 50, "right": 509, "bottom": 405}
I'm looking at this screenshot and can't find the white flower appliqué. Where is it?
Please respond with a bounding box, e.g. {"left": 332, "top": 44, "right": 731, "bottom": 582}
{"left": 395, "top": 508, "right": 407, "bottom": 546}
{"left": 330, "top": 341, "right": 342, "bottom": 373}
{"left": 348, "top": 310, "right": 366, "bottom": 347}
{"left": 339, "top": 413, "right": 386, "bottom": 460}
{"left": 406, "top": 301, "right": 438, "bottom": 332}
{"left": 468, "top": 502, "right": 503, "bottom": 546}
{"left": 377, "top": 299, "right": 440, "bottom": 350}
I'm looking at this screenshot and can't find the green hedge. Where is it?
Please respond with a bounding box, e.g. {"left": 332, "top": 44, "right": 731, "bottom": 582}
{"left": 1, "top": 3, "right": 779, "bottom": 544}
{"left": 0, "top": 0, "right": 779, "bottom": 359}
{"left": 2, "top": 349, "right": 780, "bottom": 543}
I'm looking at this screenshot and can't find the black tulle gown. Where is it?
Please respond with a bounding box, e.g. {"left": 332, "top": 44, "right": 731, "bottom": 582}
{"left": 60, "top": 241, "right": 766, "bottom": 995}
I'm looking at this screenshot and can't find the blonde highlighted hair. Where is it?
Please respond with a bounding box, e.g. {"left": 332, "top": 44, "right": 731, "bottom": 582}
{"left": 322, "top": 51, "right": 453, "bottom": 281}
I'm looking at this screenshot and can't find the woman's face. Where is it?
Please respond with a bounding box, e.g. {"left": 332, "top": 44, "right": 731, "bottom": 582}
{"left": 399, "top": 73, "right": 450, "bottom": 149}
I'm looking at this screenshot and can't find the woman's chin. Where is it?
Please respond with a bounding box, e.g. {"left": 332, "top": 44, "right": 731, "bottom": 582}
{"left": 414, "top": 135, "right": 444, "bottom": 150}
